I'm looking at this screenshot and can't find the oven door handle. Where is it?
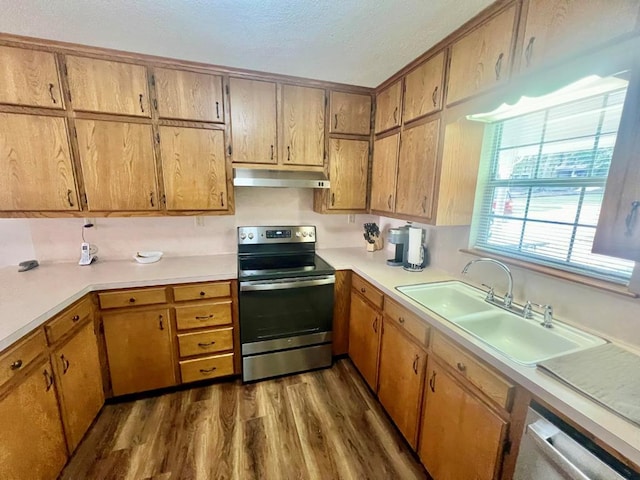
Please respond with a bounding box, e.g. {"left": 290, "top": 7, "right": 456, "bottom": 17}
{"left": 240, "top": 275, "right": 335, "bottom": 291}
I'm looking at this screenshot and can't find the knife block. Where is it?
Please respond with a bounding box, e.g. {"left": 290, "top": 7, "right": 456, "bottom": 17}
{"left": 366, "top": 236, "right": 384, "bottom": 252}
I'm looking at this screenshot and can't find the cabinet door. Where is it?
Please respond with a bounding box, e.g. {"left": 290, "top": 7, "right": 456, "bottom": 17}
{"left": 102, "top": 308, "right": 175, "bottom": 396}
{"left": 229, "top": 78, "right": 277, "bottom": 164}
{"left": 374, "top": 80, "right": 402, "bottom": 133}
{"left": 370, "top": 133, "right": 399, "bottom": 213}
{"left": 329, "top": 91, "right": 371, "bottom": 135}
{"left": 53, "top": 321, "right": 104, "bottom": 452}
{"left": 447, "top": 5, "right": 517, "bottom": 105}
{"left": 66, "top": 56, "right": 150, "bottom": 117}
{"left": 520, "top": 0, "right": 639, "bottom": 73}
{"left": 282, "top": 84, "right": 325, "bottom": 166}
{"left": 76, "top": 119, "right": 158, "bottom": 211}
{"left": 348, "top": 292, "right": 381, "bottom": 390}
{"left": 419, "top": 361, "right": 508, "bottom": 480}
{"left": 396, "top": 119, "right": 439, "bottom": 219}
{"left": 155, "top": 68, "right": 224, "bottom": 123}
{"left": 327, "top": 138, "right": 369, "bottom": 210}
{"left": 377, "top": 319, "right": 426, "bottom": 448}
{"left": 0, "top": 361, "right": 67, "bottom": 480}
{"left": 403, "top": 51, "right": 445, "bottom": 123}
{"left": 0, "top": 113, "right": 78, "bottom": 211}
{"left": 0, "top": 46, "right": 63, "bottom": 109}
{"left": 159, "top": 126, "right": 228, "bottom": 211}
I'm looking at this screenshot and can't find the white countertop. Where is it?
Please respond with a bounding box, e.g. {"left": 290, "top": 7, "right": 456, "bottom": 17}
{"left": 1, "top": 247, "right": 638, "bottom": 467}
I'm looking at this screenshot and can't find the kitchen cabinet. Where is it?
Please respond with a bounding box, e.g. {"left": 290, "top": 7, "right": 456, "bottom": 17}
{"left": 446, "top": 4, "right": 517, "bottom": 105}
{"left": 159, "top": 126, "right": 229, "bottom": 211}
{"left": 52, "top": 320, "right": 104, "bottom": 452}
{"left": 402, "top": 51, "right": 445, "bottom": 123}
{"left": 0, "top": 360, "right": 68, "bottom": 480}
{"left": 329, "top": 91, "right": 371, "bottom": 135}
{"left": 75, "top": 119, "right": 159, "bottom": 211}
{"left": 229, "top": 77, "right": 278, "bottom": 165}
{"left": 0, "top": 113, "right": 79, "bottom": 211}
{"left": 102, "top": 307, "right": 176, "bottom": 396}
{"left": 65, "top": 55, "right": 150, "bottom": 117}
{"left": 374, "top": 80, "right": 402, "bottom": 134}
{"left": 377, "top": 318, "right": 427, "bottom": 448}
{"left": 518, "top": 0, "right": 639, "bottom": 73}
{"left": 0, "top": 45, "right": 63, "bottom": 109}
{"left": 281, "top": 84, "right": 325, "bottom": 166}
{"left": 154, "top": 68, "right": 224, "bottom": 122}
{"left": 332, "top": 270, "right": 352, "bottom": 356}
{"left": 370, "top": 133, "right": 399, "bottom": 213}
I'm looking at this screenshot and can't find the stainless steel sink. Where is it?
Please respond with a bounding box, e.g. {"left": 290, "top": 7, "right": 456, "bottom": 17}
{"left": 396, "top": 281, "right": 606, "bottom": 365}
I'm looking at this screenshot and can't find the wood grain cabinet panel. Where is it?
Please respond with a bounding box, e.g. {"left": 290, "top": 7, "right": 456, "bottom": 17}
{"left": 75, "top": 119, "right": 159, "bottom": 211}
{"left": 377, "top": 319, "right": 427, "bottom": 448}
{"left": 351, "top": 275, "right": 383, "bottom": 309}
{"left": 403, "top": 51, "right": 445, "bottom": 123}
{"left": 154, "top": 68, "right": 224, "bottom": 122}
{"left": 332, "top": 270, "right": 352, "bottom": 356}
{"left": 447, "top": 4, "right": 517, "bottom": 105}
{"left": 519, "top": 0, "right": 640, "bottom": 73}
{"left": 159, "top": 126, "right": 228, "bottom": 211}
{"left": 0, "top": 46, "right": 63, "bottom": 108}
{"left": 329, "top": 91, "right": 371, "bottom": 135}
{"left": 327, "top": 138, "right": 369, "bottom": 210}
{"left": 0, "top": 113, "right": 78, "bottom": 211}
{"left": 45, "top": 296, "right": 93, "bottom": 344}
{"left": 65, "top": 55, "right": 150, "bottom": 116}
{"left": 348, "top": 290, "right": 381, "bottom": 390}
{"left": 395, "top": 119, "right": 439, "bottom": 219}
{"left": 229, "top": 78, "right": 278, "bottom": 164}
{"left": 0, "top": 360, "right": 67, "bottom": 480}
{"left": 179, "top": 352, "right": 234, "bottom": 383}
{"left": 102, "top": 308, "right": 175, "bottom": 396}
{"left": 175, "top": 300, "right": 232, "bottom": 330}
{"left": 370, "top": 133, "right": 399, "bottom": 213}
{"left": 98, "top": 287, "right": 167, "bottom": 309}
{"left": 0, "top": 329, "right": 47, "bottom": 390}
{"left": 52, "top": 321, "right": 104, "bottom": 452}
{"left": 177, "top": 327, "right": 234, "bottom": 357}
{"left": 374, "top": 80, "right": 402, "bottom": 133}
{"left": 281, "top": 84, "right": 325, "bottom": 166}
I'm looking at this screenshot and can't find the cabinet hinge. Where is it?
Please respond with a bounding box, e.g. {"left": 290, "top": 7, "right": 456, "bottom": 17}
{"left": 228, "top": 145, "right": 232, "bottom": 156}
{"left": 150, "top": 74, "right": 156, "bottom": 87}
{"left": 225, "top": 84, "right": 230, "bottom": 95}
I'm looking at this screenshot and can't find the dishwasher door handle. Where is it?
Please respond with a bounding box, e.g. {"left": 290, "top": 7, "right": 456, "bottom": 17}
{"left": 240, "top": 275, "right": 335, "bottom": 292}
{"left": 527, "top": 421, "right": 590, "bottom": 480}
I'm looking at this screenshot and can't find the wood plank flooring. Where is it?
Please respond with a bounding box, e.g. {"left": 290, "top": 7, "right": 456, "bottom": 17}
{"left": 61, "top": 359, "right": 428, "bottom": 480}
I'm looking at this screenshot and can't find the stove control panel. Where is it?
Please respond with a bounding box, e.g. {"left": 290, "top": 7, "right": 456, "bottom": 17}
{"left": 238, "top": 226, "right": 315, "bottom": 244}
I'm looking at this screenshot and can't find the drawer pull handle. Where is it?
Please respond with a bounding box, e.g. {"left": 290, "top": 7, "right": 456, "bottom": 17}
{"left": 456, "top": 362, "right": 466, "bottom": 372}
{"left": 129, "top": 298, "right": 136, "bottom": 303}
{"left": 198, "top": 341, "right": 216, "bottom": 348}
{"left": 199, "top": 366, "right": 217, "bottom": 374}
{"left": 429, "top": 370, "right": 436, "bottom": 392}
{"left": 44, "top": 369, "right": 54, "bottom": 392}
{"left": 71, "top": 314, "right": 80, "bottom": 322}
{"left": 195, "top": 315, "right": 214, "bottom": 320}
{"left": 61, "top": 354, "right": 70, "bottom": 374}
{"left": 412, "top": 355, "right": 419, "bottom": 374}
{"left": 10, "top": 359, "right": 23, "bottom": 370}
{"left": 398, "top": 316, "right": 405, "bottom": 324}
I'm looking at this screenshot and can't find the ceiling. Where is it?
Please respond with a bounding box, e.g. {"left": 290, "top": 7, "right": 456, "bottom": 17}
{"left": 0, "top": 0, "right": 495, "bottom": 88}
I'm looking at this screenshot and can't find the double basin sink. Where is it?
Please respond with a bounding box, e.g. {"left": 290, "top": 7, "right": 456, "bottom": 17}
{"left": 396, "top": 281, "right": 605, "bottom": 366}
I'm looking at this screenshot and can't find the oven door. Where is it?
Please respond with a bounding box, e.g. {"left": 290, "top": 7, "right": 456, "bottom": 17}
{"left": 239, "top": 275, "right": 334, "bottom": 349}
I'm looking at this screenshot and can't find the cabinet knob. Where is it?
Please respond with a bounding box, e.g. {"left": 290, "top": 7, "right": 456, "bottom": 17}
{"left": 10, "top": 359, "right": 23, "bottom": 370}
{"left": 398, "top": 317, "right": 405, "bottom": 324}
{"left": 200, "top": 291, "right": 206, "bottom": 296}
{"left": 129, "top": 297, "right": 136, "bottom": 303}
{"left": 456, "top": 362, "right": 466, "bottom": 372}
{"left": 71, "top": 314, "right": 80, "bottom": 322}
{"left": 360, "top": 287, "right": 366, "bottom": 293}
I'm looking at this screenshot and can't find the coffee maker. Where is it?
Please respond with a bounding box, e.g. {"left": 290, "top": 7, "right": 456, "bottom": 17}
{"left": 387, "top": 224, "right": 428, "bottom": 271}
{"left": 387, "top": 225, "right": 409, "bottom": 266}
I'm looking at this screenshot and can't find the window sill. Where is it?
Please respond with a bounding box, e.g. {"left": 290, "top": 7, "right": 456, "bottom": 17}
{"left": 459, "top": 248, "right": 638, "bottom": 299}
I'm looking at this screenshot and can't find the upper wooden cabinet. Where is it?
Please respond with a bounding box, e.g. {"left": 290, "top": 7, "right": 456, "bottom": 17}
{"left": 229, "top": 78, "right": 278, "bottom": 165}
{"left": 447, "top": 4, "right": 517, "bottom": 105}
{"left": 281, "top": 84, "right": 325, "bottom": 166}
{"left": 154, "top": 68, "right": 224, "bottom": 123}
{"left": 66, "top": 56, "right": 150, "bottom": 117}
{"left": 375, "top": 80, "right": 402, "bottom": 133}
{"left": 75, "top": 119, "right": 158, "bottom": 211}
{"left": 329, "top": 91, "right": 371, "bottom": 135}
{"left": 519, "top": 0, "right": 640, "bottom": 73}
{"left": 403, "top": 51, "right": 445, "bottom": 123}
{"left": 0, "top": 113, "right": 78, "bottom": 211}
{"left": 0, "top": 46, "right": 63, "bottom": 109}
{"left": 370, "top": 133, "right": 399, "bottom": 214}
{"left": 159, "top": 126, "right": 228, "bottom": 211}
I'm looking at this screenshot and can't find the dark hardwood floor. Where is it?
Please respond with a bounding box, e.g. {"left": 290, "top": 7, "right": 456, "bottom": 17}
{"left": 60, "top": 359, "right": 428, "bottom": 480}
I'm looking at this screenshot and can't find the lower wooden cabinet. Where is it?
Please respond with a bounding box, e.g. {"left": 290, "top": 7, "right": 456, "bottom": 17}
{"left": 348, "top": 287, "right": 382, "bottom": 390}
{"left": 332, "top": 270, "right": 352, "bottom": 356}
{"left": 102, "top": 307, "right": 176, "bottom": 396}
{"left": 0, "top": 360, "right": 68, "bottom": 480}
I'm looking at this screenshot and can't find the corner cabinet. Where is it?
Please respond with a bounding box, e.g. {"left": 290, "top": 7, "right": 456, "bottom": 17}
{"left": 329, "top": 91, "right": 371, "bottom": 135}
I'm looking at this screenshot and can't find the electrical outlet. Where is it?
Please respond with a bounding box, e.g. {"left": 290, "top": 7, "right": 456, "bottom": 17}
{"left": 195, "top": 216, "right": 205, "bottom": 227}
{"left": 347, "top": 214, "right": 356, "bottom": 224}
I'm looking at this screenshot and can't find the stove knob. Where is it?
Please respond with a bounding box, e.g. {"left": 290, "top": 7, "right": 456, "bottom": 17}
{"left": 295, "top": 231, "right": 302, "bottom": 237}
{"left": 309, "top": 231, "right": 314, "bottom": 238}
{"left": 302, "top": 232, "right": 308, "bottom": 237}
{"left": 248, "top": 233, "right": 254, "bottom": 240}
{"left": 240, "top": 233, "right": 246, "bottom": 240}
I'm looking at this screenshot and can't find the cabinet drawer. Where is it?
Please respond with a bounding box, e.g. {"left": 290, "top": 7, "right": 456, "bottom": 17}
{"left": 384, "top": 297, "right": 430, "bottom": 346}
{"left": 179, "top": 353, "right": 234, "bottom": 383}
{"left": 177, "top": 327, "right": 234, "bottom": 357}
{"left": 0, "top": 330, "right": 47, "bottom": 389}
{"left": 431, "top": 331, "right": 514, "bottom": 410}
{"left": 175, "top": 300, "right": 232, "bottom": 330}
{"left": 173, "top": 282, "right": 231, "bottom": 302}
{"left": 352, "top": 275, "right": 383, "bottom": 309}
{"left": 98, "top": 287, "right": 168, "bottom": 309}
{"left": 45, "top": 296, "right": 93, "bottom": 344}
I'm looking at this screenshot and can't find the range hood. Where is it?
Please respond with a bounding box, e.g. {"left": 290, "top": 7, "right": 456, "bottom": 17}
{"left": 233, "top": 168, "right": 330, "bottom": 188}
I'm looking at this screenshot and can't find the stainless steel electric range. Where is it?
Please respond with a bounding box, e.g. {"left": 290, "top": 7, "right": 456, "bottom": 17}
{"left": 237, "top": 225, "right": 335, "bottom": 382}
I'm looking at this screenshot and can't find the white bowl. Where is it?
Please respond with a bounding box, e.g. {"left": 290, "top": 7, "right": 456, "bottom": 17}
{"left": 134, "top": 251, "right": 163, "bottom": 264}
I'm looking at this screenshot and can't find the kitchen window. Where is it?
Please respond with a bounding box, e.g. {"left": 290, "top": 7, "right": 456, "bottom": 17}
{"left": 469, "top": 75, "right": 635, "bottom": 284}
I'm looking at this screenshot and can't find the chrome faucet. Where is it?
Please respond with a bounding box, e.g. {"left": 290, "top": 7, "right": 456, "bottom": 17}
{"left": 524, "top": 302, "right": 554, "bottom": 328}
{"left": 462, "top": 258, "right": 513, "bottom": 308}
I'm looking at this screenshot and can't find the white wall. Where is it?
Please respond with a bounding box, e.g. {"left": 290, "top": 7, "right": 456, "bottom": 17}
{"left": 0, "top": 219, "right": 35, "bottom": 267}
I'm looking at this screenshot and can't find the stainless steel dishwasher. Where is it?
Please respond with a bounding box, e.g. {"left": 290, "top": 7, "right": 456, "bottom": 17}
{"left": 514, "top": 402, "right": 639, "bottom": 479}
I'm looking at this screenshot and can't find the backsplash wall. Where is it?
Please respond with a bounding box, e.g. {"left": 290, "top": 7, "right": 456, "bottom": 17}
{"left": 0, "top": 188, "right": 376, "bottom": 267}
